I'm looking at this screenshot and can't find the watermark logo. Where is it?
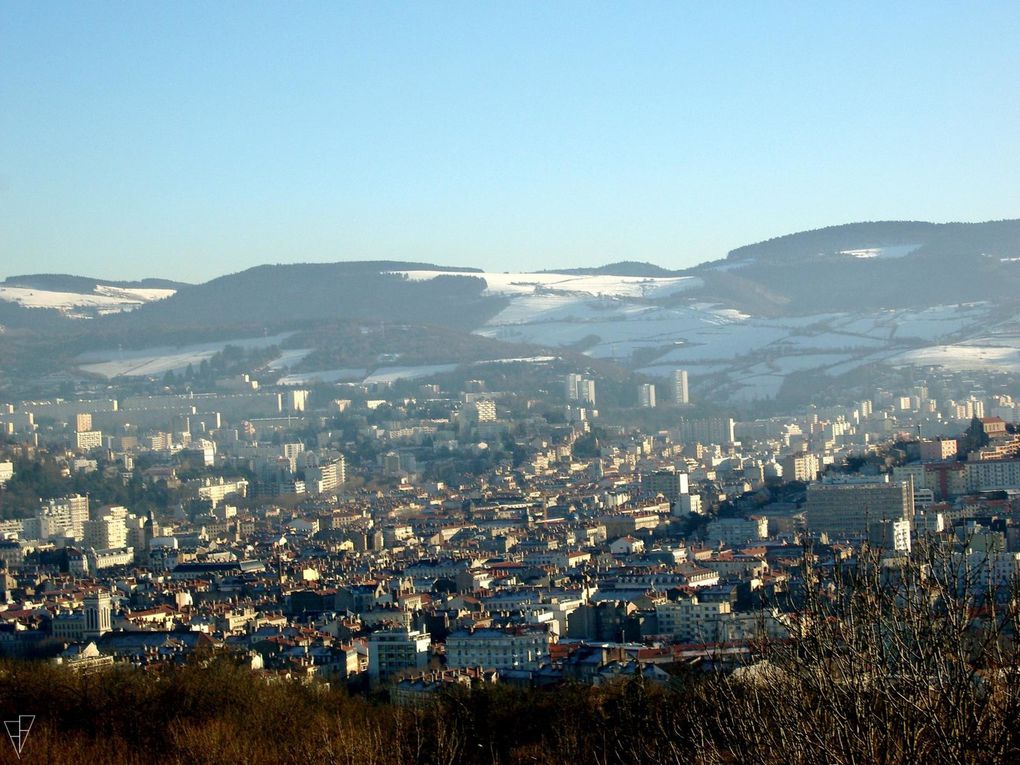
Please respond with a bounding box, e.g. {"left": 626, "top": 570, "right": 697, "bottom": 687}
{"left": 4, "top": 716, "right": 33, "bottom": 759}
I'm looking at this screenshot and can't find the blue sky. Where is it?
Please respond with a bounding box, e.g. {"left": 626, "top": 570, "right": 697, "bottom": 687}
{"left": 3, "top": 2, "right": 1019, "bottom": 283}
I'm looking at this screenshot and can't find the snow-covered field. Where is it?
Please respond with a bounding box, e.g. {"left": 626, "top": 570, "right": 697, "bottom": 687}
{"left": 279, "top": 364, "right": 459, "bottom": 386}
{"left": 267, "top": 348, "right": 314, "bottom": 370}
{"left": 452, "top": 278, "right": 1007, "bottom": 401}
{"left": 94, "top": 285, "right": 177, "bottom": 302}
{"left": 278, "top": 358, "right": 559, "bottom": 386}
{"left": 0, "top": 284, "right": 175, "bottom": 315}
{"left": 77, "top": 334, "right": 292, "bottom": 378}
{"left": 389, "top": 269, "right": 701, "bottom": 299}
{"left": 480, "top": 299, "right": 753, "bottom": 360}
{"left": 641, "top": 352, "right": 864, "bottom": 402}
{"left": 364, "top": 364, "right": 458, "bottom": 384}
{"left": 890, "top": 304, "right": 987, "bottom": 341}
{"left": 473, "top": 355, "right": 558, "bottom": 365}
{"left": 278, "top": 368, "right": 368, "bottom": 385}
{"left": 839, "top": 244, "right": 921, "bottom": 259}
{"left": 892, "top": 345, "right": 1020, "bottom": 373}
{"left": 64, "top": 261, "right": 1013, "bottom": 401}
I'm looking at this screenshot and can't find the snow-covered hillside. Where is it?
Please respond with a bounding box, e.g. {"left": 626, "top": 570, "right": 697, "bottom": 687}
{"left": 0, "top": 283, "right": 175, "bottom": 317}
{"left": 388, "top": 267, "right": 1011, "bottom": 402}
{"left": 77, "top": 334, "right": 292, "bottom": 378}
{"left": 389, "top": 269, "right": 701, "bottom": 299}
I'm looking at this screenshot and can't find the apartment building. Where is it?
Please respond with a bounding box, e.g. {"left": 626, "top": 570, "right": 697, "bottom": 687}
{"left": 445, "top": 627, "right": 552, "bottom": 671}
{"left": 805, "top": 478, "right": 912, "bottom": 537}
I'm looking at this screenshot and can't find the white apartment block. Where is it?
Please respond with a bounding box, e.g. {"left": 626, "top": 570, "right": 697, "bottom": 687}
{"left": 445, "top": 627, "right": 552, "bottom": 671}
{"left": 195, "top": 477, "right": 250, "bottom": 507}
{"left": 75, "top": 430, "right": 103, "bottom": 450}
{"left": 637, "top": 383, "right": 656, "bottom": 408}
{"left": 655, "top": 597, "right": 730, "bottom": 643}
{"left": 704, "top": 516, "right": 768, "bottom": 547}
{"left": 656, "top": 597, "right": 787, "bottom": 644}
{"left": 368, "top": 628, "right": 431, "bottom": 683}
{"left": 87, "top": 547, "right": 135, "bottom": 571}
{"left": 671, "top": 369, "right": 689, "bottom": 405}
{"left": 965, "top": 459, "right": 1020, "bottom": 492}
{"left": 674, "top": 493, "right": 703, "bottom": 516}
{"left": 305, "top": 456, "right": 347, "bottom": 494}
{"left": 868, "top": 518, "right": 912, "bottom": 553}
{"left": 26, "top": 494, "right": 90, "bottom": 540}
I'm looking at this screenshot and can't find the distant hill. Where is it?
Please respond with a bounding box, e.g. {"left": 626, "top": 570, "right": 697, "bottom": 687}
{"left": 696, "top": 219, "right": 1020, "bottom": 313}
{"left": 0, "top": 299, "right": 71, "bottom": 331}
{"left": 6, "top": 220, "right": 1020, "bottom": 404}
{"left": 113, "top": 261, "right": 502, "bottom": 331}
{"left": 725, "top": 220, "right": 1020, "bottom": 264}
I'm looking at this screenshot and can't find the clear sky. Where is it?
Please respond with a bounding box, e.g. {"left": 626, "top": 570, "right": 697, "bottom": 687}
{"left": 3, "top": 2, "right": 1019, "bottom": 283}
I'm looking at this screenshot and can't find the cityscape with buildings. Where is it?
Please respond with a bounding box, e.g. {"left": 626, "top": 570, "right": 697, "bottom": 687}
{"left": 5, "top": 3, "right": 1020, "bottom": 762}
{"left": 3, "top": 361, "right": 1020, "bottom": 695}
{"left": 5, "top": 348, "right": 1020, "bottom": 762}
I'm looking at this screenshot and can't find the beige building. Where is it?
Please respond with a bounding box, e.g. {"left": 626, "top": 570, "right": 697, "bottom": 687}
{"left": 919, "top": 438, "right": 958, "bottom": 462}
{"left": 75, "top": 430, "right": 103, "bottom": 451}
{"left": 84, "top": 510, "right": 129, "bottom": 550}
{"left": 781, "top": 452, "right": 820, "bottom": 482}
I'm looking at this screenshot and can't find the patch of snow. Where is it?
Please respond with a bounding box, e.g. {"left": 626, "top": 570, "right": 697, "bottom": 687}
{"left": 0, "top": 284, "right": 176, "bottom": 315}
{"left": 267, "top": 348, "right": 314, "bottom": 370}
{"left": 653, "top": 324, "right": 791, "bottom": 363}
{"left": 389, "top": 270, "right": 701, "bottom": 299}
{"left": 472, "top": 356, "right": 558, "bottom": 365}
{"left": 94, "top": 285, "right": 176, "bottom": 302}
{"left": 767, "top": 332, "right": 886, "bottom": 352}
{"left": 77, "top": 334, "right": 292, "bottom": 378}
{"left": 278, "top": 368, "right": 367, "bottom": 385}
{"left": 278, "top": 356, "right": 556, "bottom": 385}
{"left": 483, "top": 294, "right": 650, "bottom": 326}
{"left": 363, "top": 364, "right": 459, "bottom": 384}
{"left": 838, "top": 244, "right": 921, "bottom": 259}
{"left": 892, "top": 345, "right": 1020, "bottom": 373}
{"left": 1, "top": 286, "right": 137, "bottom": 311}
{"left": 890, "top": 305, "right": 987, "bottom": 341}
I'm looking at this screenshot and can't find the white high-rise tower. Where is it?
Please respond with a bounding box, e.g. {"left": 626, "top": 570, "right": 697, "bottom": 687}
{"left": 671, "top": 370, "right": 689, "bottom": 405}
{"left": 638, "top": 383, "right": 656, "bottom": 408}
